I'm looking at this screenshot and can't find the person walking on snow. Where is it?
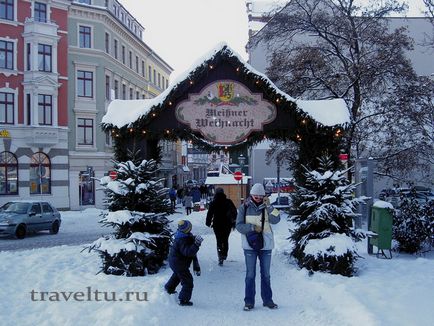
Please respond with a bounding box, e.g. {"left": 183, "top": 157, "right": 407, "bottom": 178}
{"left": 164, "top": 220, "right": 203, "bottom": 306}
{"left": 183, "top": 191, "right": 193, "bottom": 215}
{"left": 236, "top": 183, "right": 281, "bottom": 311}
{"left": 206, "top": 187, "right": 238, "bottom": 266}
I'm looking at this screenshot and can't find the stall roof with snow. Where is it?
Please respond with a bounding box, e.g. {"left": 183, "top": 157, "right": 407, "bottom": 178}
{"left": 102, "top": 42, "right": 349, "bottom": 153}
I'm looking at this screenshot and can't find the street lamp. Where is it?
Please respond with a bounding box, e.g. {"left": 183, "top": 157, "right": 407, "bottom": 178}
{"left": 238, "top": 154, "right": 246, "bottom": 203}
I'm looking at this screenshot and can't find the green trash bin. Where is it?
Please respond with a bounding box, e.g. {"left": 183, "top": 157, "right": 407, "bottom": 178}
{"left": 369, "top": 204, "right": 393, "bottom": 258}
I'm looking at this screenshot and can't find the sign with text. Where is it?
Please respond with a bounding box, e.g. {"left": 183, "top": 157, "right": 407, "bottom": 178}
{"left": 175, "top": 80, "right": 277, "bottom": 145}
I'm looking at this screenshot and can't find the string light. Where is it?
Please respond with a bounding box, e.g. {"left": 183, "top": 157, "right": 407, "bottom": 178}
{"left": 142, "top": 130, "right": 146, "bottom": 134}
{"left": 152, "top": 113, "right": 156, "bottom": 117}
{"left": 296, "top": 134, "right": 302, "bottom": 141}
{"left": 301, "top": 119, "right": 307, "bottom": 124}
{"left": 129, "top": 128, "right": 133, "bottom": 133}
{"left": 189, "top": 80, "right": 194, "bottom": 85}
{"left": 209, "top": 65, "right": 213, "bottom": 69}
{"left": 168, "top": 101, "right": 172, "bottom": 106}
{"left": 276, "top": 98, "right": 280, "bottom": 103}
{"left": 236, "top": 67, "right": 240, "bottom": 72}
{"left": 166, "top": 130, "right": 170, "bottom": 134}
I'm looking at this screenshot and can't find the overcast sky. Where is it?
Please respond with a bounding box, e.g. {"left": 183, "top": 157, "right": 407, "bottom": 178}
{"left": 120, "top": 0, "right": 428, "bottom": 82}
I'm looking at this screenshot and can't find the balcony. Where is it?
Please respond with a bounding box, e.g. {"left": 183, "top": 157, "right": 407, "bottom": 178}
{"left": 26, "top": 128, "right": 59, "bottom": 147}
{"left": 24, "top": 17, "right": 58, "bottom": 37}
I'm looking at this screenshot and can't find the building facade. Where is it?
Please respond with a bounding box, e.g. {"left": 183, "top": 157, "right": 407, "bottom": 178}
{"left": 68, "top": 0, "right": 172, "bottom": 209}
{"left": 0, "top": 0, "right": 70, "bottom": 209}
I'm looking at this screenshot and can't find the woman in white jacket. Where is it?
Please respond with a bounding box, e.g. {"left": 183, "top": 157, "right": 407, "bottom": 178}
{"left": 236, "top": 183, "right": 280, "bottom": 311}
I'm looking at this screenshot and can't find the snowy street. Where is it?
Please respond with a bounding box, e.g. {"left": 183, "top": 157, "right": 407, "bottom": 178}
{"left": 0, "top": 209, "right": 106, "bottom": 252}
{"left": 0, "top": 206, "right": 433, "bottom": 326}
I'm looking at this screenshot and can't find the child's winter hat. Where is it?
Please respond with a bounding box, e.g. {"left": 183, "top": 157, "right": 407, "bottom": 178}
{"left": 178, "top": 220, "right": 192, "bottom": 233}
{"left": 250, "top": 183, "right": 266, "bottom": 196}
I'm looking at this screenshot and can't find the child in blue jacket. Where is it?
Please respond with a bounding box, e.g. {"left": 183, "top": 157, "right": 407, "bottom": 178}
{"left": 164, "top": 220, "right": 203, "bottom": 306}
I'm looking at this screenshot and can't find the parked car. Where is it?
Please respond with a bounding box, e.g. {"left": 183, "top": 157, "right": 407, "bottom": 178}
{"left": 0, "top": 201, "right": 61, "bottom": 239}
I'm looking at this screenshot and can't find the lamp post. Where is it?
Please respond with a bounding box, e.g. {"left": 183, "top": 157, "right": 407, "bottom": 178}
{"left": 238, "top": 154, "right": 246, "bottom": 204}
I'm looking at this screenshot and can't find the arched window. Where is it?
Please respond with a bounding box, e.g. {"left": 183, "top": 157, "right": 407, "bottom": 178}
{"left": 0, "top": 151, "right": 18, "bottom": 195}
{"left": 30, "top": 152, "right": 51, "bottom": 194}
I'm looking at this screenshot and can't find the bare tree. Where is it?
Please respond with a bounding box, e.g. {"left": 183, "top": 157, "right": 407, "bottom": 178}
{"left": 422, "top": 0, "right": 434, "bottom": 46}
{"left": 250, "top": 0, "right": 432, "bottom": 183}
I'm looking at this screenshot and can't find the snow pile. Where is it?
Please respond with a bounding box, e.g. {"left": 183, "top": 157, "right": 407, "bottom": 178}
{"left": 373, "top": 200, "right": 394, "bottom": 209}
{"left": 304, "top": 233, "right": 357, "bottom": 257}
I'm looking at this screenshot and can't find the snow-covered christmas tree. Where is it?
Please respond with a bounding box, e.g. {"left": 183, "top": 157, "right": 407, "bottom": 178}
{"left": 290, "top": 155, "right": 367, "bottom": 277}
{"left": 87, "top": 157, "right": 172, "bottom": 276}
{"left": 393, "top": 195, "right": 432, "bottom": 254}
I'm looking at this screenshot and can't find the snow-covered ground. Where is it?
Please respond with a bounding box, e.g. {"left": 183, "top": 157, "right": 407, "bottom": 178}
{"left": 0, "top": 206, "right": 433, "bottom": 326}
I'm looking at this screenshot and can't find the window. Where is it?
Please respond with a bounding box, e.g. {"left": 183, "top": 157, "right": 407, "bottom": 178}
{"left": 0, "top": 0, "right": 14, "bottom": 20}
{"left": 166, "top": 79, "right": 169, "bottom": 89}
{"left": 114, "top": 80, "right": 119, "bottom": 99}
{"left": 129, "top": 51, "right": 132, "bottom": 69}
{"left": 0, "top": 92, "right": 14, "bottom": 124}
{"left": 135, "top": 55, "right": 139, "bottom": 73}
{"left": 0, "top": 151, "right": 18, "bottom": 195}
{"left": 153, "top": 69, "right": 156, "bottom": 84}
{"left": 78, "top": 0, "right": 91, "bottom": 4}
{"left": 121, "top": 45, "right": 125, "bottom": 64}
{"left": 148, "top": 66, "right": 151, "bottom": 81}
{"left": 105, "top": 32, "right": 109, "bottom": 53}
{"left": 0, "top": 40, "right": 13, "bottom": 70}
{"left": 105, "top": 131, "right": 111, "bottom": 146}
{"left": 26, "top": 94, "right": 31, "bottom": 125}
{"left": 30, "top": 152, "right": 51, "bottom": 195}
{"left": 104, "top": 0, "right": 108, "bottom": 7}
{"left": 38, "top": 44, "right": 52, "bottom": 72}
{"left": 77, "top": 70, "right": 93, "bottom": 98}
{"left": 129, "top": 87, "right": 133, "bottom": 100}
{"left": 31, "top": 203, "right": 41, "bottom": 214}
{"left": 136, "top": 91, "right": 139, "bottom": 99}
{"left": 114, "top": 39, "right": 118, "bottom": 59}
{"left": 158, "top": 73, "right": 161, "bottom": 88}
{"left": 26, "top": 43, "right": 31, "bottom": 70}
{"left": 162, "top": 76, "right": 165, "bottom": 89}
{"left": 122, "top": 84, "right": 126, "bottom": 99}
{"left": 141, "top": 60, "right": 145, "bottom": 77}
{"left": 77, "top": 118, "right": 93, "bottom": 145}
{"left": 38, "top": 94, "right": 52, "bottom": 125}
{"left": 34, "top": 2, "right": 47, "bottom": 22}
{"left": 105, "top": 75, "right": 110, "bottom": 100}
{"left": 79, "top": 25, "right": 91, "bottom": 48}
{"left": 42, "top": 202, "right": 53, "bottom": 213}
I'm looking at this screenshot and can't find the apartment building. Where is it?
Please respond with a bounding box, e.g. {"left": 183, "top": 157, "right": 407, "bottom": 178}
{"left": 68, "top": 0, "right": 172, "bottom": 209}
{"left": 0, "top": 0, "right": 70, "bottom": 209}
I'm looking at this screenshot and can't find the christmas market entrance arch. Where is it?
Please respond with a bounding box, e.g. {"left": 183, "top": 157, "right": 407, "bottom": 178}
{"left": 102, "top": 44, "right": 349, "bottom": 184}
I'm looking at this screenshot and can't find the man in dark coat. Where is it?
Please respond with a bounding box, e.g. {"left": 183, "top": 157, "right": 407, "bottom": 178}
{"left": 206, "top": 188, "right": 237, "bottom": 265}
{"left": 165, "top": 220, "right": 203, "bottom": 306}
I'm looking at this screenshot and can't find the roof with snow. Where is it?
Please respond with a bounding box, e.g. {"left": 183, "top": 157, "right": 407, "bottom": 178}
{"left": 102, "top": 43, "right": 349, "bottom": 149}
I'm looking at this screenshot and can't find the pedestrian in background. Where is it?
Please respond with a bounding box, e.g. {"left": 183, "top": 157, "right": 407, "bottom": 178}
{"left": 183, "top": 191, "right": 193, "bottom": 215}
{"left": 206, "top": 187, "right": 238, "bottom": 265}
